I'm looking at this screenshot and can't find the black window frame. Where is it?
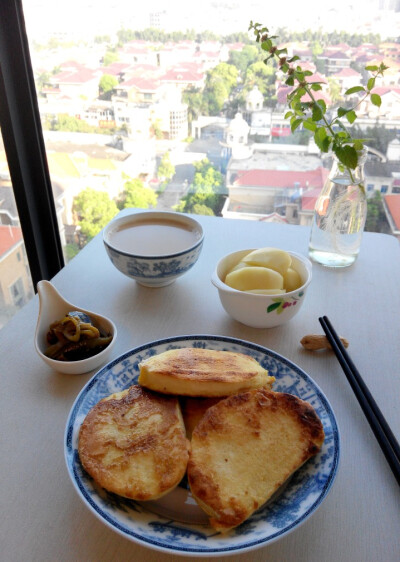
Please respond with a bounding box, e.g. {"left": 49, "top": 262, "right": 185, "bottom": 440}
{"left": 0, "top": 0, "right": 64, "bottom": 290}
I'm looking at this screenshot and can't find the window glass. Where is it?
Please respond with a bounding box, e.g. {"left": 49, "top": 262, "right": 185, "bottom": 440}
{"left": 20, "top": 0, "right": 400, "bottom": 244}
{"left": 0, "top": 154, "right": 34, "bottom": 329}
{"left": 1, "top": 1, "right": 400, "bottom": 330}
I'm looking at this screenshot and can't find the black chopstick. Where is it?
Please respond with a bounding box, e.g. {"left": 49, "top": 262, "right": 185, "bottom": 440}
{"left": 319, "top": 316, "right": 400, "bottom": 487}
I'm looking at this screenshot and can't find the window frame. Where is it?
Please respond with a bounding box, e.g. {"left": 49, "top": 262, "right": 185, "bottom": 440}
{"left": 0, "top": 0, "right": 64, "bottom": 290}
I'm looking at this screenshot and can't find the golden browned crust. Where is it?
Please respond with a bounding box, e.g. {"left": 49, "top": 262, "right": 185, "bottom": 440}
{"left": 187, "top": 388, "right": 324, "bottom": 532}
{"left": 78, "top": 385, "right": 190, "bottom": 501}
{"left": 138, "top": 348, "right": 275, "bottom": 397}
{"left": 180, "top": 396, "right": 223, "bottom": 439}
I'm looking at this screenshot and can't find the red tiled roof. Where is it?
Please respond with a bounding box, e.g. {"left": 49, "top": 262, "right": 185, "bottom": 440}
{"left": 226, "top": 42, "right": 246, "bottom": 51}
{"left": 322, "top": 50, "right": 350, "bottom": 60}
{"left": 51, "top": 68, "right": 99, "bottom": 85}
{"left": 276, "top": 84, "right": 331, "bottom": 106}
{"left": 233, "top": 167, "right": 329, "bottom": 190}
{"left": 0, "top": 225, "right": 23, "bottom": 257}
{"left": 355, "top": 53, "right": 377, "bottom": 63}
{"left": 332, "top": 67, "right": 361, "bottom": 78}
{"left": 310, "top": 72, "right": 327, "bottom": 84}
{"left": 118, "top": 76, "right": 160, "bottom": 91}
{"left": 59, "top": 60, "right": 85, "bottom": 70}
{"left": 100, "top": 62, "right": 132, "bottom": 75}
{"left": 328, "top": 43, "right": 351, "bottom": 51}
{"left": 371, "top": 87, "right": 400, "bottom": 97}
{"left": 384, "top": 194, "right": 400, "bottom": 230}
{"left": 301, "top": 187, "right": 323, "bottom": 211}
{"left": 297, "top": 61, "right": 316, "bottom": 72}
{"left": 161, "top": 69, "right": 204, "bottom": 82}
{"left": 122, "top": 46, "right": 149, "bottom": 55}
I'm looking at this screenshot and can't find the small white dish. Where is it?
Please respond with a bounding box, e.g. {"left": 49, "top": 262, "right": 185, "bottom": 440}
{"left": 35, "top": 280, "right": 117, "bottom": 375}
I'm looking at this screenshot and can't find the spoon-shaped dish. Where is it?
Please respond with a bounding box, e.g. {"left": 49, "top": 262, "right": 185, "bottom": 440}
{"left": 35, "top": 280, "right": 117, "bottom": 375}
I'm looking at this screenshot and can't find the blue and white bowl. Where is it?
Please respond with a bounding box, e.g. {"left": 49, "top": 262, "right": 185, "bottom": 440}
{"left": 103, "top": 211, "right": 204, "bottom": 287}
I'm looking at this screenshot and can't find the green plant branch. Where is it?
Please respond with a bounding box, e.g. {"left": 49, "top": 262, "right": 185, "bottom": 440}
{"left": 249, "top": 21, "right": 389, "bottom": 179}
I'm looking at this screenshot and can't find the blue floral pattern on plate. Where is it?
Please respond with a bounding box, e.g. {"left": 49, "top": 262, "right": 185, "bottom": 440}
{"left": 64, "top": 335, "right": 340, "bottom": 556}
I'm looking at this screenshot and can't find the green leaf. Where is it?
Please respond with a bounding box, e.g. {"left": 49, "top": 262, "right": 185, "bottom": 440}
{"left": 346, "top": 110, "right": 357, "bottom": 124}
{"left": 300, "top": 101, "right": 312, "bottom": 111}
{"left": 321, "top": 137, "right": 332, "bottom": 152}
{"left": 354, "top": 139, "right": 364, "bottom": 151}
{"left": 365, "top": 65, "right": 378, "bottom": 72}
{"left": 284, "top": 111, "right": 293, "bottom": 119}
{"left": 335, "top": 145, "right": 358, "bottom": 169}
{"left": 291, "top": 118, "right": 302, "bottom": 132}
{"left": 267, "top": 302, "right": 282, "bottom": 313}
{"left": 281, "top": 63, "right": 289, "bottom": 72}
{"left": 310, "top": 83, "right": 322, "bottom": 91}
{"left": 344, "top": 86, "right": 365, "bottom": 95}
{"left": 261, "top": 39, "right": 272, "bottom": 51}
{"left": 285, "top": 76, "right": 295, "bottom": 86}
{"left": 296, "top": 87, "right": 306, "bottom": 99}
{"left": 367, "top": 77, "right": 375, "bottom": 91}
{"left": 312, "top": 104, "right": 323, "bottom": 121}
{"left": 314, "top": 135, "right": 329, "bottom": 153}
{"left": 287, "top": 55, "right": 300, "bottom": 63}
{"left": 314, "top": 127, "right": 331, "bottom": 152}
{"left": 371, "top": 93, "right": 381, "bottom": 107}
{"left": 303, "top": 120, "right": 317, "bottom": 132}
{"left": 315, "top": 126, "right": 327, "bottom": 142}
{"left": 337, "top": 107, "right": 348, "bottom": 117}
{"left": 317, "top": 99, "right": 327, "bottom": 113}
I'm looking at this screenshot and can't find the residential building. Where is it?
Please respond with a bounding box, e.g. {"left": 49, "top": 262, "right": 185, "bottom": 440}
{"left": 225, "top": 166, "right": 329, "bottom": 222}
{"left": 113, "top": 76, "right": 161, "bottom": 105}
{"left": 0, "top": 225, "right": 33, "bottom": 328}
{"left": 223, "top": 121, "right": 328, "bottom": 222}
{"left": 47, "top": 64, "right": 102, "bottom": 100}
{"left": 160, "top": 65, "right": 205, "bottom": 92}
{"left": 331, "top": 67, "right": 363, "bottom": 95}
{"left": 359, "top": 87, "right": 400, "bottom": 119}
{"left": 383, "top": 194, "right": 400, "bottom": 239}
{"left": 318, "top": 48, "right": 352, "bottom": 75}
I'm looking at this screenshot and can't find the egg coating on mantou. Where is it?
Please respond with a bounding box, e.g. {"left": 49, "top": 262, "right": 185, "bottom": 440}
{"left": 138, "top": 347, "right": 275, "bottom": 397}
{"left": 78, "top": 385, "right": 190, "bottom": 501}
{"left": 187, "top": 388, "right": 325, "bottom": 532}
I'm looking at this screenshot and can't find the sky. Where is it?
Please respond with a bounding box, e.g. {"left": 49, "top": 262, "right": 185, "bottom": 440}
{"left": 22, "top": 0, "right": 400, "bottom": 40}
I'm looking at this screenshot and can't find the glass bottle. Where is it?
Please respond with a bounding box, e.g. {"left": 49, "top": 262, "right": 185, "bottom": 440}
{"left": 308, "top": 149, "right": 367, "bottom": 268}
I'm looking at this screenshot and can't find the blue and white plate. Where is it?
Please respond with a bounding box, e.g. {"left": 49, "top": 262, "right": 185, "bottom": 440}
{"left": 65, "top": 335, "right": 340, "bottom": 556}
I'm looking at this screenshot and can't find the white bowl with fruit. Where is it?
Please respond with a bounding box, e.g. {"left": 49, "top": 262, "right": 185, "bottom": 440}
{"left": 211, "top": 247, "right": 312, "bottom": 328}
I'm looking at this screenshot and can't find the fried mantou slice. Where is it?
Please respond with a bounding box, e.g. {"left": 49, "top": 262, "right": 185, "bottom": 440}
{"left": 138, "top": 347, "right": 274, "bottom": 397}
{"left": 180, "top": 397, "right": 223, "bottom": 439}
{"left": 187, "top": 388, "right": 325, "bottom": 532}
{"left": 78, "top": 385, "right": 190, "bottom": 501}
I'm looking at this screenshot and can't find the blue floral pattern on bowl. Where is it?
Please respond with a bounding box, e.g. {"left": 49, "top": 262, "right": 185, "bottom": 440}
{"left": 65, "top": 335, "right": 340, "bottom": 556}
{"left": 106, "top": 243, "right": 203, "bottom": 282}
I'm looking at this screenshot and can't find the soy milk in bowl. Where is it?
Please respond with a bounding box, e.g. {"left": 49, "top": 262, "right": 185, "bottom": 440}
{"left": 103, "top": 211, "right": 204, "bottom": 287}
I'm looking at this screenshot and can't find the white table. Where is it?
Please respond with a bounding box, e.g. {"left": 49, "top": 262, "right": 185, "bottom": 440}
{"left": 1, "top": 214, "right": 399, "bottom": 561}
